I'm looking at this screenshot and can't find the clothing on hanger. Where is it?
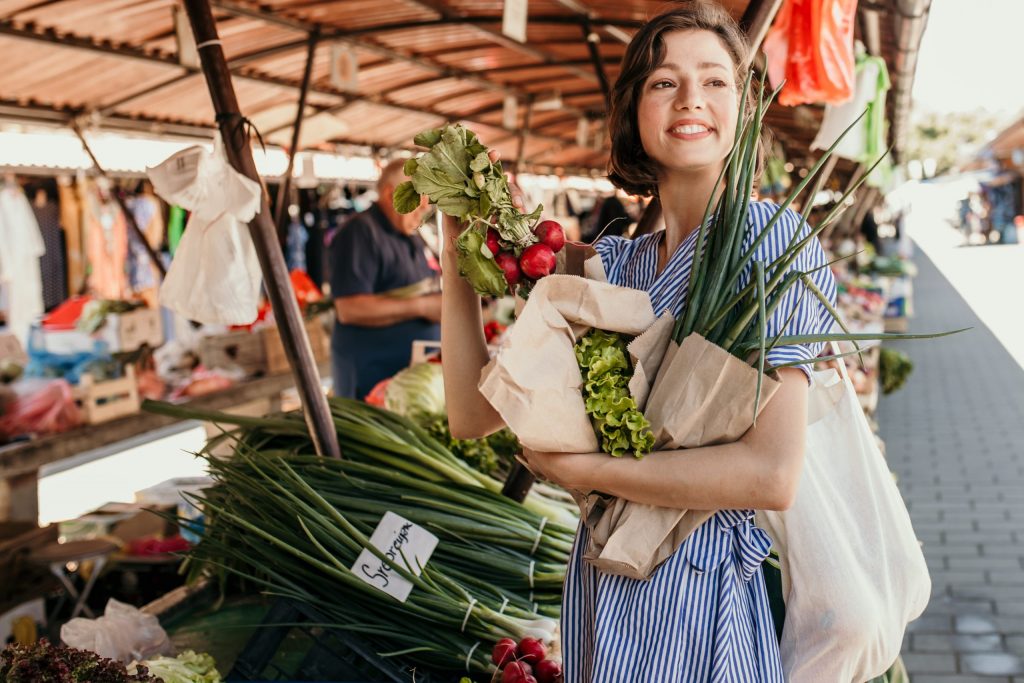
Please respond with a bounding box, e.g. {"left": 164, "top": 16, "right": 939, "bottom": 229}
{"left": 0, "top": 180, "right": 46, "bottom": 344}
{"left": 32, "top": 193, "right": 68, "bottom": 311}
{"left": 83, "top": 180, "right": 129, "bottom": 300}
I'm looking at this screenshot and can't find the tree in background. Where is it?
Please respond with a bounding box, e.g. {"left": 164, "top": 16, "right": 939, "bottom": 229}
{"left": 904, "top": 107, "right": 1007, "bottom": 175}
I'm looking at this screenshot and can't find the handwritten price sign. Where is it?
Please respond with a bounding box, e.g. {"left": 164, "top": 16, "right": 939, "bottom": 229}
{"left": 351, "top": 511, "right": 439, "bottom": 603}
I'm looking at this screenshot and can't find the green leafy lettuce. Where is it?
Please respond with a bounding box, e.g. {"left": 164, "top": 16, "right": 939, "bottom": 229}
{"left": 455, "top": 224, "right": 509, "bottom": 298}
{"left": 575, "top": 330, "right": 655, "bottom": 458}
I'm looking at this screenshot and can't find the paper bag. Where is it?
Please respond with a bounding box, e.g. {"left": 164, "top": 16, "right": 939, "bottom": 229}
{"left": 581, "top": 333, "right": 782, "bottom": 580}
{"left": 479, "top": 274, "right": 657, "bottom": 454}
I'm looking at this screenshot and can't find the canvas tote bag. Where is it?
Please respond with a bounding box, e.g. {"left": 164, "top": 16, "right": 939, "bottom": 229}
{"left": 756, "top": 351, "right": 930, "bottom": 682}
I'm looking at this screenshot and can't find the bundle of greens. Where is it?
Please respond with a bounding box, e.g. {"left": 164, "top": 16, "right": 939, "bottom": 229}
{"left": 132, "top": 651, "right": 221, "bottom": 683}
{"left": 671, "top": 72, "right": 962, "bottom": 410}
{"left": 144, "top": 398, "right": 575, "bottom": 676}
{"left": 394, "top": 125, "right": 565, "bottom": 299}
{"left": 879, "top": 347, "right": 913, "bottom": 394}
{"left": 575, "top": 330, "right": 654, "bottom": 458}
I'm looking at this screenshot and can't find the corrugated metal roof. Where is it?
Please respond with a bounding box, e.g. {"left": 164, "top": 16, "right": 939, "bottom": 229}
{"left": 0, "top": 0, "right": 927, "bottom": 177}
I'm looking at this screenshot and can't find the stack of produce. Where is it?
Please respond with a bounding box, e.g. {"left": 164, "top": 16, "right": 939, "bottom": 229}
{"left": 145, "top": 398, "right": 577, "bottom": 676}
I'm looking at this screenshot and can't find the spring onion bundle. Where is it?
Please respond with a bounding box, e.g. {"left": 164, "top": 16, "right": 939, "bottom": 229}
{"left": 144, "top": 398, "right": 577, "bottom": 675}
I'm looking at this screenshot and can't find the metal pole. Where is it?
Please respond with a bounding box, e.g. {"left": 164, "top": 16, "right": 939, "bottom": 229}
{"left": 582, "top": 18, "right": 611, "bottom": 110}
{"left": 182, "top": 0, "right": 341, "bottom": 459}
{"left": 71, "top": 122, "right": 167, "bottom": 279}
{"left": 274, "top": 29, "right": 319, "bottom": 238}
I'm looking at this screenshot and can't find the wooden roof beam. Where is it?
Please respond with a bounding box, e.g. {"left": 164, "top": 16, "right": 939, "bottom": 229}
{"left": 213, "top": 1, "right": 598, "bottom": 120}
{"left": 0, "top": 19, "right": 576, "bottom": 151}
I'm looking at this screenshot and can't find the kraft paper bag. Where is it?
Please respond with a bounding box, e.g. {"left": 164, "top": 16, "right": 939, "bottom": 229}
{"left": 479, "top": 274, "right": 657, "bottom": 454}
{"left": 581, "top": 333, "right": 782, "bottom": 580}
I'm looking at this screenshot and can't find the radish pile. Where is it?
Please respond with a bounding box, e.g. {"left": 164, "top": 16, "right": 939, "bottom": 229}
{"left": 394, "top": 124, "right": 565, "bottom": 298}
{"left": 491, "top": 637, "right": 562, "bottom": 683}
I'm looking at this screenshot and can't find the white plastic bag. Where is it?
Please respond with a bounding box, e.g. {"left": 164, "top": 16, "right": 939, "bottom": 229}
{"left": 61, "top": 598, "right": 173, "bottom": 663}
{"left": 147, "top": 135, "right": 263, "bottom": 325}
{"left": 756, "top": 357, "right": 930, "bottom": 682}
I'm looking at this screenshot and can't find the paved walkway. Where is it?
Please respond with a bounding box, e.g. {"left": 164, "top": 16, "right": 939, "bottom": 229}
{"left": 878, "top": 242, "right": 1024, "bottom": 682}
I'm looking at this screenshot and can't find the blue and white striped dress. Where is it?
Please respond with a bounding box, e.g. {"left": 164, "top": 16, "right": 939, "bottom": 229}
{"left": 561, "top": 201, "right": 837, "bottom": 683}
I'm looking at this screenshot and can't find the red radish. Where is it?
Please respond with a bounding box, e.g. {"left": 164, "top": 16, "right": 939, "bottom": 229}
{"left": 486, "top": 228, "right": 501, "bottom": 256}
{"left": 495, "top": 251, "right": 521, "bottom": 286}
{"left": 519, "top": 244, "right": 556, "bottom": 280}
{"left": 491, "top": 638, "right": 517, "bottom": 668}
{"left": 502, "top": 661, "right": 533, "bottom": 683}
{"left": 535, "top": 659, "right": 562, "bottom": 683}
{"left": 516, "top": 637, "right": 547, "bottom": 665}
{"left": 534, "top": 220, "right": 565, "bottom": 253}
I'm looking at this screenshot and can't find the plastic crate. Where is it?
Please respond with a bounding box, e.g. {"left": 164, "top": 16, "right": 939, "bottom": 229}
{"left": 227, "top": 598, "right": 444, "bottom": 683}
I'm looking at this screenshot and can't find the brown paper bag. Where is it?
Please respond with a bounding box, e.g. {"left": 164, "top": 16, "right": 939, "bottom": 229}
{"left": 478, "top": 274, "right": 657, "bottom": 454}
{"left": 582, "top": 333, "right": 782, "bottom": 580}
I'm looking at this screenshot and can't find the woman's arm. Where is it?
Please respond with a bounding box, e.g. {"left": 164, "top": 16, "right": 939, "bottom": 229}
{"left": 440, "top": 212, "right": 506, "bottom": 439}
{"left": 521, "top": 367, "right": 809, "bottom": 511}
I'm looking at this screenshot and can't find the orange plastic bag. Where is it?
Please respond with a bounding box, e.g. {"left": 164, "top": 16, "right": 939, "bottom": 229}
{"left": 764, "top": 0, "right": 857, "bottom": 107}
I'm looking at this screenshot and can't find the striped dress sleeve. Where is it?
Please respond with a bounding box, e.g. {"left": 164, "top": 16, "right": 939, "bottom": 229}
{"left": 747, "top": 202, "right": 837, "bottom": 382}
{"left": 593, "top": 235, "right": 629, "bottom": 282}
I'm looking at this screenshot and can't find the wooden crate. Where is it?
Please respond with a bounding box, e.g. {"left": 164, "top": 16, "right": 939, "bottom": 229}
{"left": 111, "top": 307, "right": 163, "bottom": 351}
{"left": 74, "top": 365, "right": 140, "bottom": 424}
{"left": 262, "top": 317, "right": 329, "bottom": 376}
{"left": 199, "top": 330, "right": 267, "bottom": 377}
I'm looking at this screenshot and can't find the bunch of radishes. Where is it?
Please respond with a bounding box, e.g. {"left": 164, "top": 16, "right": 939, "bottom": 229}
{"left": 490, "top": 636, "right": 562, "bottom": 683}
{"left": 487, "top": 220, "right": 565, "bottom": 295}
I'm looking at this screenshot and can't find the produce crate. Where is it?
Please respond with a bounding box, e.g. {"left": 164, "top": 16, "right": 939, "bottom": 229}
{"left": 73, "top": 365, "right": 141, "bottom": 424}
{"left": 199, "top": 331, "right": 266, "bottom": 377}
{"left": 262, "top": 317, "right": 329, "bottom": 376}
{"left": 228, "top": 598, "right": 442, "bottom": 682}
{"left": 108, "top": 307, "right": 164, "bottom": 352}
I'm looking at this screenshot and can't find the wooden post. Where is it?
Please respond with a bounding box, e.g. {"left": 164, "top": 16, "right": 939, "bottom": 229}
{"left": 72, "top": 122, "right": 167, "bottom": 279}
{"left": 582, "top": 18, "right": 611, "bottom": 110}
{"left": 274, "top": 29, "right": 319, "bottom": 238}
{"left": 182, "top": 0, "right": 341, "bottom": 459}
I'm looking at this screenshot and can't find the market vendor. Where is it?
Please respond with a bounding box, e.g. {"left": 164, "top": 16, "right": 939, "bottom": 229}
{"left": 328, "top": 159, "right": 441, "bottom": 399}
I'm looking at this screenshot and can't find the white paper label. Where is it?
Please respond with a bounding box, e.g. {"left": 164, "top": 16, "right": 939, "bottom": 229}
{"left": 503, "top": 95, "right": 518, "bottom": 130}
{"left": 351, "top": 511, "right": 438, "bottom": 603}
{"left": 330, "top": 43, "right": 359, "bottom": 92}
{"left": 502, "top": 0, "right": 528, "bottom": 43}
{"left": 174, "top": 5, "right": 199, "bottom": 69}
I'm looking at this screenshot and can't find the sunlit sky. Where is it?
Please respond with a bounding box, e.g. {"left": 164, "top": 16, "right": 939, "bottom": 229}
{"left": 912, "top": 0, "right": 1024, "bottom": 122}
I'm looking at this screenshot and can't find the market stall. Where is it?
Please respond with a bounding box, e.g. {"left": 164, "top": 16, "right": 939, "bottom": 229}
{"left": 0, "top": 0, "right": 935, "bottom": 681}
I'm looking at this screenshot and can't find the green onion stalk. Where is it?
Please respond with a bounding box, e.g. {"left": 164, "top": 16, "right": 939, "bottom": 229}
{"left": 144, "top": 398, "right": 577, "bottom": 675}
{"left": 671, "top": 71, "right": 966, "bottom": 404}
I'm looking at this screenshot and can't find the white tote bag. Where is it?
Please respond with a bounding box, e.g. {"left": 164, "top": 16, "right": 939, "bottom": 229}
{"left": 756, "top": 355, "right": 930, "bottom": 683}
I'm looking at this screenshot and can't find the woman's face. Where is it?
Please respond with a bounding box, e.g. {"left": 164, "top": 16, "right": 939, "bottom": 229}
{"left": 637, "top": 29, "right": 740, "bottom": 180}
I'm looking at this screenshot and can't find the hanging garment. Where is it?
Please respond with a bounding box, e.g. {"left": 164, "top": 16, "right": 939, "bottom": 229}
{"left": 33, "top": 199, "right": 68, "bottom": 311}
{"left": 0, "top": 184, "right": 47, "bottom": 344}
{"left": 167, "top": 205, "right": 186, "bottom": 256}
{"left": 84, "top": 183, "right": 130, "bottom": 300}
{"left": 126, "top": 194, "right": 165, "bottom": 293}
{"left": 58, "top": 177, "right": 86, "bottom": 297}
{"left": 285, "top": 219, "right": 308, "bottom": 272}
{"left": 811, "top": 54, "right": 891, "bottom": 163}
{"left": 764, "top": 0, "right": 858, "bottom": 107}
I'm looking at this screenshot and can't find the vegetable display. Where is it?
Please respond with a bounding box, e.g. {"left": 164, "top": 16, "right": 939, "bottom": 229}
{"left": 879, "top": 347, "right": 913, "bottom": 394}
{"left": 0, "top": 640, "right": 158, "bottom": 682}
{"left": 394, "top": 124, "right": 564, "bottom": 298}
{"left": 144, "top": 397, "right": 578, "bottom": 676}
{"left": 132, "top": 651, "right": 221, "bottom": 683}
{"left": 574, "top": 330, "right": 654, "bottom": 458}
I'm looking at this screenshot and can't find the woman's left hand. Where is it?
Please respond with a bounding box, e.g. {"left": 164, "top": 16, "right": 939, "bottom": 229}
{"left": 519, "top": 448, "right": 607, "bottom": 492}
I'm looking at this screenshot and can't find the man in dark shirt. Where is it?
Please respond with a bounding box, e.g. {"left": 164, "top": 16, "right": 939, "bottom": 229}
{"left": 328, "top": 159, "right": 441, "bottom": 399}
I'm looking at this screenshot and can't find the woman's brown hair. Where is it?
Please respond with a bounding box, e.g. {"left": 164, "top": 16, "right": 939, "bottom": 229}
{"left": 607, "top": 0, "right": 768, "bottom": 197}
